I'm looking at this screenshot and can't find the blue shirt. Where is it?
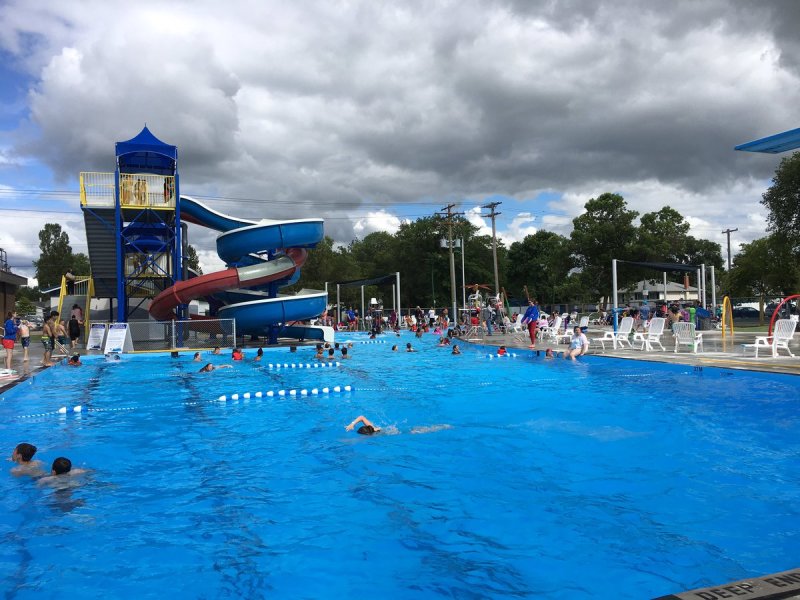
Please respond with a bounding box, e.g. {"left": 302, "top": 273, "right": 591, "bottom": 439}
{"left": 3, "top": 318, "right": 17, "bottom": 340}
{"left": 522, "top": 305, "right": 539, "bottom": 323}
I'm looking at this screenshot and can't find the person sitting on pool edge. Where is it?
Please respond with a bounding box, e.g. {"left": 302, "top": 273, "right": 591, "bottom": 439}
{"left": 345, "top": 415, "right": 381, "bottom": 435}
{"left": 199, "top": 363, "right": 233, "bottom": 373}
{"left": 565, "top": 326, "right": 589, "bottom": 361}
{"left": 10, "top": 442, "right": 45, "bottom": 476}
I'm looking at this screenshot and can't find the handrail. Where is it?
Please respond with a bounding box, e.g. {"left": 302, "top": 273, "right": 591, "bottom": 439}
{"left": 767, "top": 294, "right": 800, "bottom": 336}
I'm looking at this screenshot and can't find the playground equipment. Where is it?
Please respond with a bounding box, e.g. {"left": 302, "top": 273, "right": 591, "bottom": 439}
{"left": 79, "top": 127, "right": 330, "bottom": 343}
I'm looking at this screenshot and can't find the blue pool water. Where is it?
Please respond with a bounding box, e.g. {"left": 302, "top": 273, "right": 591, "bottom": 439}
{"left": 1, "top": 333, "right": 799, "bottom": 598}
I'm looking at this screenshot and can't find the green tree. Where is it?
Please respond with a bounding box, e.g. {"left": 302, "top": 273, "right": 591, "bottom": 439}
{"left": 15, "top": 296, "right": 35, "bottom": 316}
{"left": 73, "top": 252, "right": 91, "bottom": 276}
{"left": 32, "top": 223, "right": 74, "bottom": 289}
{"left": 570, "top": 193, "right": 639, "bottom": 299}
{"left": 506, "top": 231, "right": 574, "bottom": 305}
{"left": 185, "top": 245, "right": 203, "bottom": 274}
{"left": 635, "top": 206, "right": 690, "bottom": 264}
{"left": 728, "top": 235, "right": 800, "bottom": 297}
{"left": 761, "top": 151, "right": 800, "bottom": 256}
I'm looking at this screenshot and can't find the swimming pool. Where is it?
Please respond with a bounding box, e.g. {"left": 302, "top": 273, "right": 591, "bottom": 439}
{"left": 1, "top": 333, "right": 799, "bottom": 598}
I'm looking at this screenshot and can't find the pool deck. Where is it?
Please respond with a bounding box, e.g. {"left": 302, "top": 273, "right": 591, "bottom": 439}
{"left": 462, "top": 326, "right": 800, "bottom": 376}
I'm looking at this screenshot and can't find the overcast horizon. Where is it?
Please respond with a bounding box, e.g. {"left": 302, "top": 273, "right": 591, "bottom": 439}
{"left": 1, "top": 1, "right": 799, "bottom": 284}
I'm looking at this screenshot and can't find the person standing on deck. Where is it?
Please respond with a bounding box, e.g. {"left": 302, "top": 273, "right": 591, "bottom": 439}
{"left": 521, "top": 300, "right": 540, "bottom": 349}
{"left": 3, "top": 311, "right": 18, "bottom": 370}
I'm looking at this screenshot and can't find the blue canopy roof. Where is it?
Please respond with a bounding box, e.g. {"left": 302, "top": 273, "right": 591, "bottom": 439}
{"left": 735, "top": 127, "right": 800, "bottom": 154}
{"left": 116, "top": 126, "right": 177, "bottom": 174}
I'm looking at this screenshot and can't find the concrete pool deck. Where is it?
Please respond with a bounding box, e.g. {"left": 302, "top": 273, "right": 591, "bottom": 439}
{"left": 463, "top": 325, "right": 800, "bottom": 376}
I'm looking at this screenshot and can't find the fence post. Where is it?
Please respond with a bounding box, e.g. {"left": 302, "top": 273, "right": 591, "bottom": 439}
{"left": 232, "top": 319, "right": 236, "bottom": 345}
{"left": 171, "top": 320, "right": 176, "bottom": 350}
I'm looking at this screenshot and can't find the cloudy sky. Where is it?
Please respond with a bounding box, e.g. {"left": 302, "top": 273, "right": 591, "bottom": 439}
{"left": 1, "top": 0, "right": 798, "bottom": 282}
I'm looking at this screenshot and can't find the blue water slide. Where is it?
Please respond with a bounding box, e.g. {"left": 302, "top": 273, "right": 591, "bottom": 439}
{"left": 166, "top": 196, "right": 331, "bottom": 340}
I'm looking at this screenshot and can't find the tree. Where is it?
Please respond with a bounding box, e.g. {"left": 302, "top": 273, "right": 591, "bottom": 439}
{"left": 728, "top": 235, "right": 800, "bottom": 298}
{"left": 15, "top": 296, "right": 35, "bottom": 316}
{"left": 570, "top": 193, "right": 639, "bottom": 299}
{"left": 185, "top": 245, "right": 203, "bottom": 274}
{"left": 33, "top": 223, "right": 73, "bottom": 289}
{"left": 506, "top": 231, "right": 574, "bottom": 305}
{"left": 761, "top": 151, "right": 800, "bottom": 256}
{"left": 635, "top": 206, "right": 690, "bottom": 264}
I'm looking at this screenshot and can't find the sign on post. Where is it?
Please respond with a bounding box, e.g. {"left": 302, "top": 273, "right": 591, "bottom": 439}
{"left": 103, "top": 323, "right": 134, "bottom": 354}
{"left": 86, "top": 323, "right": 107, "bottom": 351}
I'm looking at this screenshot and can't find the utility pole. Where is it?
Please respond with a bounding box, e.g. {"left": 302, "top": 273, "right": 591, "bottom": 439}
{"left": 721, "top": 227, "right": 738, "bottom": 271}
{"left": 481, "top": 201, "right": 502, "bottom": 302}
{"left": 438, "top": 204, "right": 463, "bottom": 326}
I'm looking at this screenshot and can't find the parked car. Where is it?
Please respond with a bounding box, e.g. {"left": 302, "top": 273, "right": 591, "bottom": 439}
{"left": 732, "top": 307, "right": 760, "bottom": 319}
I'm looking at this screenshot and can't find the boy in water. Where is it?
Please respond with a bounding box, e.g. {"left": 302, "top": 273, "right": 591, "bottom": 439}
{"left": 10, "top": 442, "right": 45, "bottom": 476}
{"left": 38, "top": 457, "right": 87, "bottom": 485}
{"left": 345, "top": 415, "right": 381, "bottom": 435}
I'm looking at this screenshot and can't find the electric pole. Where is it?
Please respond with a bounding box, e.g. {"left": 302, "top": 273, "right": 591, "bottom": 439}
{"left": 481, "top": 201, "right": 502, "bottom": 302}
{"left": 438, "top": 204, "right": 463, "bottom": 326}
{"left": 721, "top": 227, "right": 738, "bottom": 271}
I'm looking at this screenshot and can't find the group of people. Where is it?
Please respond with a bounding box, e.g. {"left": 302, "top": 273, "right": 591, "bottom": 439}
{"left": 9, "top": 442, "right": 86, "bottom": 485}
{"left": 1, "top": 304, "right": 85, "bottom": 371}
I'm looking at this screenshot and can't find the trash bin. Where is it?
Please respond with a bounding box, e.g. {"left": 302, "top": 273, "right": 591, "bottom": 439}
{"left": 698, "top": 317, "right": 711, "bottom": 330}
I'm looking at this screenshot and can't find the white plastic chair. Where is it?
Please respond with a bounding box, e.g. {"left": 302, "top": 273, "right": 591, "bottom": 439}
{"left": 742, "top": 319, "right": 797, "bottom": 358}
{"left": 538, "top": 316, "right": 562, "bottom": 342}
{"left": 673, "top": 322, "right": 703, "bottom": 353}
{"left": 632, "top": 317, "right": 666, "bottom": 351}
{"left": 593, "top": 317, "right": 634, "bottom": 350}
{"left": 558, "top": 316, "right": 590, "bottom": 344}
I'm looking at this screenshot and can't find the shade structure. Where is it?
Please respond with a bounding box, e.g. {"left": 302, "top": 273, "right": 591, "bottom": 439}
{"left": 735, "top": 127, "right": 800, "bottom": 154}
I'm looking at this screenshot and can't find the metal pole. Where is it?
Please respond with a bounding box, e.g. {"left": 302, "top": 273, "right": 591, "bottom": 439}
{"left": 612, "top": 259, "right": 618, "bottom": 349}
{"left": 722, "top": 228, "right": 738, "bottom": 271}
{"left": 663, "top": 272, "right": 667, "bottom": 305}
{"left": 696, "top": 269, "right": 701, "bottom": 305}
{"left": 700, "top": 264, "right": 706, "bottom": 308}
{"left": 710, "top": 266, "right": 716, "bottom": 311}
{"left": 482, "top": 202, "right": 501, "bottom": 298}
{"left": 360, "top": 285, "right": 365, "bottom": 332}
{"left": 460, "top": 238, "right": 466, "bottom": 316}
{"left": 336, "top": 284, "right": 340, "bottom": 326}
{"left": 395, "top": 272, "right": 401, "bottom": 324}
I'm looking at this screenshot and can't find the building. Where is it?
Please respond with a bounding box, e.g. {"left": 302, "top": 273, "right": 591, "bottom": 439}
{"left": 621, "top": 280, "right": 699, "bottom": 305}
{"left": 0, "top": 249, "right": 28, "bottom": 317}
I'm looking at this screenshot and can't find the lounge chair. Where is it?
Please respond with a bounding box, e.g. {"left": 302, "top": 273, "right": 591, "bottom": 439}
{"left": 632, "top": 317, "right": 666, "bottom": 351}
{"left": 592, "top": 316, "right": 634, "bottom": 350}
{"left": 673, "top": 322, "right": 703, "bottom": 353}
{"left": 742, "top": 319, "right": 797, "bottom": 358}
{"left": 538, "top": 316, "right": 563, "bottom": 342}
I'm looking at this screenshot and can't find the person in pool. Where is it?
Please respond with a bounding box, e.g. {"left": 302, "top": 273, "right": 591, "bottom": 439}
{"left": 254, "top": 348, "right": 264, "bottom": 361}
{"left": 497, "top": 345, "right": 507, "bottom": 356}
{"left": 38, "top": 457, "right": 87, "bottom": 485}
{"left": 340, "top": 347, "right": 351, "bottom": 359}
{"left": 406, "top": 342, "right": 416, "bottom": 353}
{"left": 326, "top": 348, "right": 336, "bottom": 360}
{"left": 391, "top": 344, "right": 398, "bottom": 352}
{"left": 199, "top": 363, "right": 233, "bottom": 373}
{"left": 345, "top": 415, "right": 381, "bottom": 435}
{"left": 452, "top": 344, "right": 461, "bottom": 355}
{"left": 212, "top": 347, "right": 222, "bottom": 355}
{"left": 193, "top": 352, "right": 202, "bottom": 362}
{"left": 232, "top": 348, "right": 244, "bottom": 361}
{"left": 67, "top": 354, "right": 82, "bottom": 366}
{"left": 10, "top": 442, "right": 45, "bottom": 476}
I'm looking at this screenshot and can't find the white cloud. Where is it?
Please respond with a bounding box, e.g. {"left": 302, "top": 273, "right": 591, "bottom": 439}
{"left": 352, "top": 210, "right": 404, "bottom": 237}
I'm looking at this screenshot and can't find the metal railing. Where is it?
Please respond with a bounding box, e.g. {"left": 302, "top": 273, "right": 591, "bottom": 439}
{"left": 80, "top": 172, "right": 176, "bottom": 209}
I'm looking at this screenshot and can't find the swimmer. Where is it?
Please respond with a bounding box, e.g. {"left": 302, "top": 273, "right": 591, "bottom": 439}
{"left": 406, "top": 343, "right": 416, "bottom": 353}
{"left": 415, "top": 329, "right": 423, "bottom": 339}
{"left": 452, "top": 344, "right": 461, "bottom": 355}
{"left": 326, "top": 348, "right": 336, "bottom": 360}
{"left": 193, "top": 352, "right": 202, "bottom": 362}
{"left": 345, "top": 415, "right": 381, "bottom": 435}
{"left": 340, "top": 347, "right": 351, "bottom": 359}
{"left": 10, "top": 442, "right": 45, "bottom": 477}
{"left": 314, "top": 348, "right": 324, "bottom": 360}
{"left": 497, "top": 345, "right": 507, "bottom": 356}
{"left": 335, "top": 342, "right": 340, "bottom": 349}
{"left": 290, "top": 345, "right": 297, "bottom": 353}
{"left": 67, "top": 354, "right": 82, "bottom": 366}
{"left": 254, "top": 348, "right": 264, "bottom": 362}
{"left": 212, "top": 347, "right": 221, "bottom": 355}
{"left": 199, "top": 363, "right": 233, "bottom": 373}
{"left": 368, "top": 332, "right": 376, "bottom": 340}
{"left": 170, "top": 351, "right": 180, "bottom": 358}
{"left": 347, "top": 342, "right": 354, "bottom": 349}
{"left": 545, "top": 348, "right": 555, "bottom": 359}
{"left": 232, "top": 348, "right": 244, "bottom": 361}
{"left": 391, "top": 345, "right": 398, "bottom": 352}
{"left": 38, "top": 457, "right": 87, "bottom": 485}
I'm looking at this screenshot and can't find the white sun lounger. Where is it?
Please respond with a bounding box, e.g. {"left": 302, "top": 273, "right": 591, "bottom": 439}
{"left": 632, "top": 317, "right": 666, "bottom": 351}
{"left": 593, "top": 316, "right": 634, "bottom": 350}
{"left": 672, "top": 322, "right": 703, "bottom": 353}
{"left": 742, "top": 319, "right": 797, "bottom": 358}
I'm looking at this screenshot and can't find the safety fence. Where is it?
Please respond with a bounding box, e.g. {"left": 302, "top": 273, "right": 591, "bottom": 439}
{"left": 125, "top": 318, "right": 236, "bottom": 352}
{"left": 79, "top": 171, "right": 176, "bottom": 209}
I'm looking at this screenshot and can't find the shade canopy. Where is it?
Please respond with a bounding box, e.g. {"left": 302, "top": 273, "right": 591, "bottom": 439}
{"left": 335, "top": 274, "right": 397, "bottom": 287}
{"left": 735, "top": 128, "right": 800, "bottom": 154}
{"left": 619, "top": 260, "right": 700, "bottom": 273}
{"left": 116, "top": 126, "right": 177, "bottom": 175}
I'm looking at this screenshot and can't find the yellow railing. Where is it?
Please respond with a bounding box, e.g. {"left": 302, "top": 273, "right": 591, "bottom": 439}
{"left": 79, "top": 172, "right": 176, "bottom": 209}
{"left": 57, "top": 275, "right": 92, "bottom": 320}
{"left": 80, "top": 172, "right": 115, "bottom": 207}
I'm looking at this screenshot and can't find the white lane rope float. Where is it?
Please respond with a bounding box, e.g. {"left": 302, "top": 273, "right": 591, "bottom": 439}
{"left": 14, "top": 384, "right": 356, "bottom": 419}
{"left": 267, "top": 362, "right": 341, "bottom": 369}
